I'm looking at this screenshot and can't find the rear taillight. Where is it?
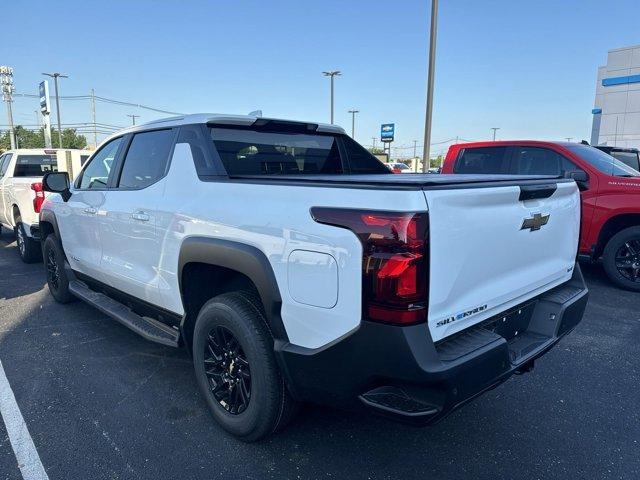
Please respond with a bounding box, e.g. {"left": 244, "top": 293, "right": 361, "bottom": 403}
{"left": 31, "top": 182, "right": 45, "bottom": 213}
{"left": 311, "top": 208, "right": 429, "bottom": 326}
{"left": 391, "top": 167, "right": 401, "bottom": 174}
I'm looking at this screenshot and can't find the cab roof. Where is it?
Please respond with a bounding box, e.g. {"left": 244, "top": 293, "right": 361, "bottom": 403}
{"left": 114, "top": 113, "right": 346, "bottom": 138}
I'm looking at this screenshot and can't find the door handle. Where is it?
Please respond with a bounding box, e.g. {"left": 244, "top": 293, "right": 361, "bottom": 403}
{"left": 84, "top": 207, "right": 97, "bottom": 214}
{"left": 131, "top": 211, "right": 150, "bottom": 222}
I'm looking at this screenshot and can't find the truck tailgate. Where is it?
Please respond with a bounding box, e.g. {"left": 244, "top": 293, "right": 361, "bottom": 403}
{"left": 424, "top": 181, "right": 580, "bottom": 342}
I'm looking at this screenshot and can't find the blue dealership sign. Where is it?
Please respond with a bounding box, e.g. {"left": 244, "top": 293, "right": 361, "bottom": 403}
{"left": 381, "top": 123, "right": 394, "bottom": 143}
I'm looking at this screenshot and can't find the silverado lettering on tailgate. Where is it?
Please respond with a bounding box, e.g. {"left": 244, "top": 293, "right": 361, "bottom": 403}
{"left": 437, "top": 304, "right": 488, "bottom": 328}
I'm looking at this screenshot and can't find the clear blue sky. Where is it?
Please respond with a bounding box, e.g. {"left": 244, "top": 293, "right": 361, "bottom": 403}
{"left": 3, "top": 0, "right": 640, "bottom": 156}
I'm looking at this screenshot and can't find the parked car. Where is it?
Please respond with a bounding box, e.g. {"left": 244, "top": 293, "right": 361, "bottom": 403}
{"left": 0, "top": 148, "right": 90, "bottom": 262}
{"left": 593, "top": 145, "right": 640, "bottom": 172}
{"left": 40, "top": 115, "right": 588, "bottom": 441}
{"left": 386, "top": 162, "right": 412, "bottom": 173}
{"left": 442, "top": 141, "right": 640, "bottom": 291}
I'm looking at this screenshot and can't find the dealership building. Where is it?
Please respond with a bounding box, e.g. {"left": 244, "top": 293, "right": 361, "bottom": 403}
{"left": 591, "top": 44, "right": 640, "bottom": 149}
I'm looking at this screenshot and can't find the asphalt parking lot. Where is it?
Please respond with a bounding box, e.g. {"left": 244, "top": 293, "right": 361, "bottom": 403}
{"left": 0, "top": 230, "right": 638, "bottom": 480}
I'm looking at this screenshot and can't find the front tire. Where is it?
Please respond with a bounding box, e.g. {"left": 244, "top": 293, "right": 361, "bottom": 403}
{"left": 602, "top": 226, "right": 640, "bottom": 292}
{"left": 192, "top": 291, "right": 296, "bottom": 442}
{"left": 15, "top": 221, "right": 42, "bottom": 263}
{"left": 43, "top": 235, "right": 76, "bottom": 303}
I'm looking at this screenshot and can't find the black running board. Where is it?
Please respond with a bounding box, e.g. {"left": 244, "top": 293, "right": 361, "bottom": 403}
{"left": 68, "top": 280, "right": 180, "bottom": 347}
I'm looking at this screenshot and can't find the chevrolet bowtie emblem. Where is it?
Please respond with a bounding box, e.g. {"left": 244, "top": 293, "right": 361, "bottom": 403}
{"left": 521, "top": 213, "right": 550, "bottom": 232}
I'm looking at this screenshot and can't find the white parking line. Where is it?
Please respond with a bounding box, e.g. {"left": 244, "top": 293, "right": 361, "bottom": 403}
{"left": 0, "top": 360, "right": 49, "bottom": 480}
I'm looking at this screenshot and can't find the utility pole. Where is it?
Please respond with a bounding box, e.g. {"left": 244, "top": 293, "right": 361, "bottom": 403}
{"left": 0, "top": 66, "right": 16, "bottom": 149}
{"left": 422, "top": 0, "right": 438, "bottom": 172}
{"left": 127, "top": 114, "right": 140, "bottom": 125}
{"left": 91, "top": 89, "right": 98, "bottom": 148}
{"left": 490, "top": 127, "right": 500, "bottom": 141}
{"left": 565, "top": 137, "right": 572, "bottom": 142}
{"left": 42, "top": 72, "right": 68, "bottom": 148}
{"left": 322, "top": 71, "right": 341, "bottom": 124}
{"left": 413, "top": 140, "right": 418, "bottom": 172}
{"left": 348, "top": 109, "right": 359, "bottom": 138}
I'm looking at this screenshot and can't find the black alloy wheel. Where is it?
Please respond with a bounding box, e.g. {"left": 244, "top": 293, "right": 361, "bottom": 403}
{"left": 615, "top": 239, "right": 640, "bottom": 283}
{"left": 16, "top": 223, "right": 25, "bottom": 257}
{"left": 204, "top": 325, "right": 251, "bottom": 414}
{"left": 46, "top": 246, "right": 60, "bottom": 290}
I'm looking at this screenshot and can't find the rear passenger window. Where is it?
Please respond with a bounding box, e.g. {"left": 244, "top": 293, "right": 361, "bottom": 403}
{"left": 511, "top": 147, "right": 578, "bottom": 177}
{"left": 455, "top": 147, "right": 509, "bottom": 174}
{"left": 118, "top": 129, "right": 174, "bottom": 189}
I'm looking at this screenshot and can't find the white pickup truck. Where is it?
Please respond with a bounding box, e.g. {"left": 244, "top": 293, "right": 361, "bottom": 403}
{"left": 0, "top": 148, "right": 91, "bottom": 262}
{"left": 39, "top": 114, "right": 589, "bottom": 441}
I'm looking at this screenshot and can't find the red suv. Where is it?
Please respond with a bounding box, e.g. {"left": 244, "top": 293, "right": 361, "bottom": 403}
{"left": 442, "top": 141, "right": 640, "bottom": 291}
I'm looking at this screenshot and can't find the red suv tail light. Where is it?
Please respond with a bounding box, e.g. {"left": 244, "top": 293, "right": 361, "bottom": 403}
{"left": 311, "top": 208, "right": 429, "bottom": 326}
{"left": 31, "top": 182, "right": 45, "bottom": 213}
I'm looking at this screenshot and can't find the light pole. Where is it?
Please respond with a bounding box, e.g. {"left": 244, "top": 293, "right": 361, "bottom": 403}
{"left": 565, "top": 137, "right": 572, "bottom": 142}
{"left": 348, "top": 109, "right": 359, "bottom": 138}
{"left": 42, "top": 72, "right": 68, "bottom": 147}
{"left": 421, "top": 0, "right": 438, "bottom": 172}
{"left": 490, "top": 127, "right": 500, "bottom": 141}
{"left": 0, "top": 66, "right": 16, "bottom": 149}
{"left": 322, "top": 71, "right": 341, "bottom": 124}
{"left": 372, "top": 137, "right": 377, "bottom": 150}
{"left": 127, "top": 114, "right": 140, "bottom": 125}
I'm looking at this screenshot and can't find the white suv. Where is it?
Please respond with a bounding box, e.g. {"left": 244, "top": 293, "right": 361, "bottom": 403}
{"left": 40, "top": 114, "right": 588, "bottom": 441}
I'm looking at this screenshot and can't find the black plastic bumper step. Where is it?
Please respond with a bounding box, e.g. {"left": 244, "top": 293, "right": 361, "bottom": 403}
{"left": 436, "top": 326, "right": 502, "bottom": 363}
{"left": 69, "top": 280, "right": 180, "bottom": 347}
{"left": 359, "top": 386, "right": 440, "bottom": 418}
{"left": 541, "top": 284, "right": 584, "bottom": 304}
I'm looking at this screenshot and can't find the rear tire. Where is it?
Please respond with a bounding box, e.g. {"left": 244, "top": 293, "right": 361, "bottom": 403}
{"left": 43, "top": 235, "right": 76, "bottom": 303}
{"left": 192, "top": 291, "right": 297, "bottom": 442}
{"left": 15, "top": 221, "right": 42, "bottom": 263}
{"left": 602, "top": 226, "right": 640, "bottom": 292}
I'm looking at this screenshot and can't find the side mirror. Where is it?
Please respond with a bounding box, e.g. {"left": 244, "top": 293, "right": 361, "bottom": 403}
{"left": 567, "top": 170, "right": 589, "bottom": 191}
{"left": 42, "top": 171, "right": 72, "bottom": 202}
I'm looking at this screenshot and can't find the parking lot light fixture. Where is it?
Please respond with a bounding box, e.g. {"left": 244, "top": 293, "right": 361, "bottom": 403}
{"left": 490, "top": 127, "right": 500, "bottom": 141}
{"left": 348, "top": 109, "right": 359, "bottom": 138}
{"left": 323, "top": 71, "right": 341, "bottom": 124}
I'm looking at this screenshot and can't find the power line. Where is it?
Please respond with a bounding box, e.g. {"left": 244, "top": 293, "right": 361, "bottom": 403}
{"left": 13, "top": 92, "right": 183, "bottom": 115}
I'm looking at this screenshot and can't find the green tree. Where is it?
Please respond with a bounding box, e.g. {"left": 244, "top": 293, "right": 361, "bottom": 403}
{"left": 55, "top": 128, "right": 87, "bottom": 149}
{"left": 0, "top": 126, "right": 87, "bottom": 150}
{"left": 430, "top": 155, "right": 443, "bottom": 169}
{"left": 368, "top": 147, "right": 385, "bottom": 155}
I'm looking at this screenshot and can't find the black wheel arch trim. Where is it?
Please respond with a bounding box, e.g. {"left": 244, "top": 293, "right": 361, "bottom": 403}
{"left": 38, "top": 209, "right": 64, "bottom": 255}
{"left": 177, "top": 237, "right": 289, "bottom": 343}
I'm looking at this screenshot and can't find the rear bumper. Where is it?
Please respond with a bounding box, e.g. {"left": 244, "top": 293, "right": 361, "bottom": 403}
{"left": 277, "top": 263, "right": 588, "bottom": 425}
